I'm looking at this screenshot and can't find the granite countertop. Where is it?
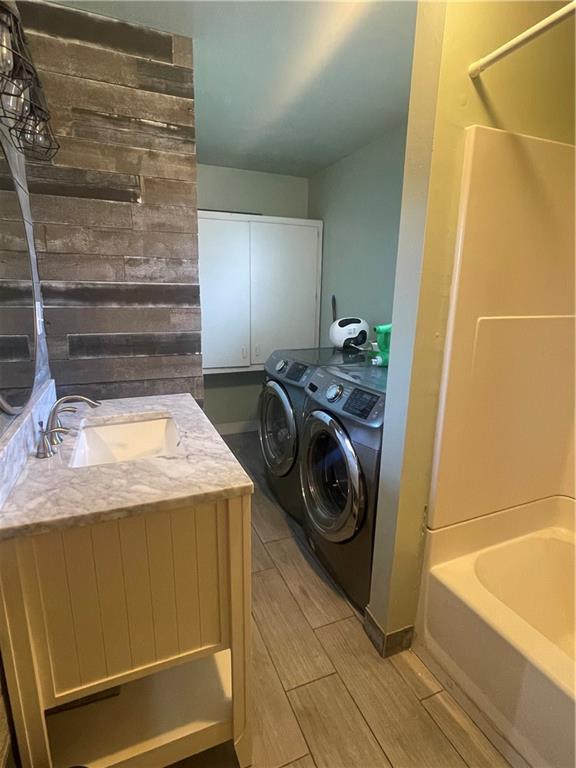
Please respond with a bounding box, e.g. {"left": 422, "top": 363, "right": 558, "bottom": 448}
{"left": 0, "top": 393, "right": 253, "bottom": 541}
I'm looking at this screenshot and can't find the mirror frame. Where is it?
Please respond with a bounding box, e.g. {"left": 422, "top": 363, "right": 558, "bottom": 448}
{"left": 0, "top": 124, "right": 47, "bottom": 417}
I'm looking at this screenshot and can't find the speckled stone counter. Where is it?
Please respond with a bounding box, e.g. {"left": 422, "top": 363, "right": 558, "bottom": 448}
{"left": 0, "top": 393, "right": 253, "bottom": 541}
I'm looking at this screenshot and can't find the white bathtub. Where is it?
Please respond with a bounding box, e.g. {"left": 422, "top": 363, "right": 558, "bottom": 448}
{"left": 419, "top": 497, "right": 575, "bottom": 768}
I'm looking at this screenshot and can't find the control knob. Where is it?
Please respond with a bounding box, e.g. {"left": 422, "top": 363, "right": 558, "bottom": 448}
{"left": 275, "top": 359, "right": 288, "bottom": 373}
{"left": 326, "top": 383, "right": 344, "bottom": 402}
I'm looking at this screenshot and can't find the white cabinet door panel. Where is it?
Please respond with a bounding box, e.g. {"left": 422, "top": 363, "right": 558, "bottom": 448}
{"left": 250, "top": 222, "right": 320, "bottom": 364}
{"left": 199, "top": 218, "right": 251, "bottom": 369}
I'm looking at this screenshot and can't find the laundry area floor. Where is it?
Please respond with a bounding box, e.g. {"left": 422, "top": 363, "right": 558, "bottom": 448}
{"left": 173, "top": 432, "right": 510, "bottom": 768}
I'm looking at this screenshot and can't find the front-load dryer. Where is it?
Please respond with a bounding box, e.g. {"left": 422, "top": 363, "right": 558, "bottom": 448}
{"left": 299, "top": 364, "right": 387, "bottom": 610}
{"left": 259, "top": 348, "right": 355, "bottom": 522}
{"left": 259, "top": 350, "right": 318, "bottom": 522}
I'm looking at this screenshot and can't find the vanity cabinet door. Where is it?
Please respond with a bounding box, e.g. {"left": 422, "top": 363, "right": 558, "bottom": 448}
{"left": 199, "top": 216, "right": 251, "bottom": 369}
{"left": 19, "top": 503, "right": 230, "bottom": 706}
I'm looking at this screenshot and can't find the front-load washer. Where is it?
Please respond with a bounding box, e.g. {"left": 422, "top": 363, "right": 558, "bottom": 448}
{"left": 259, "top": 348, "right": 351, "bottom": 522}
{"left": 299, "top": 363, "right": 387, "bottom": 610}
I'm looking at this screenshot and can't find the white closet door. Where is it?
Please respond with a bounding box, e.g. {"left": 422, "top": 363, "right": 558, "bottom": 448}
{"left": 198, "top": 217, "right": 251, "bottom": 369}
{"left": 250, "top": 222, "right": 320, "bottom": 364}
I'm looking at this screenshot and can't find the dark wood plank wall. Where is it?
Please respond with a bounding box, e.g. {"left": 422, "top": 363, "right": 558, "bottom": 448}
{"left": 0, "top": 0, "right": 202, "bottom": 403}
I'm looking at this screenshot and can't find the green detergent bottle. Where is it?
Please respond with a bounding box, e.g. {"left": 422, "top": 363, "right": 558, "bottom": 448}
{"left": 373, "top": 323, "right": 392, "bottom": 367}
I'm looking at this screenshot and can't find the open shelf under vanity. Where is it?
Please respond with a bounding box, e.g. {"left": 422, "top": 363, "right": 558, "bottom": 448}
{"left": 46, "top": 652, "right": 232, "bottom": 768}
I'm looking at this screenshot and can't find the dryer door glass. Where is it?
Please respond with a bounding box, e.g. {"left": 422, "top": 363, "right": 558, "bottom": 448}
{"left": 301, "top": 410, "right": 365, "bottom": 542}
{"left": 310, "top": 431, "right": 349, "bottom": 513}
{"left": 258, "top": 380, "right": 297, "bottom": 477}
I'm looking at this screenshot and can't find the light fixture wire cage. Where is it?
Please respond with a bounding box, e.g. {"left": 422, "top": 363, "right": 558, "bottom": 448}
{"left": 0, "top": 2, "right": 58, "bottom": 160}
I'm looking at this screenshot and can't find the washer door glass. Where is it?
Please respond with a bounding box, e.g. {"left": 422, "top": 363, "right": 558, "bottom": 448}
{"left": 301, "top": 410, "right": 365, "bottom": 542}
{"left": 258, "top": 380, "right": 297, "bottom": 477}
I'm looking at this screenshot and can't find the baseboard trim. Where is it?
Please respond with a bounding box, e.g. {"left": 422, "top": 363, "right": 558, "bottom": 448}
{"left": 363, "top": 607, "right": 385, "bottom": 655}
{"left": 215, "top": 420, "right": 258, "bottom": 436}
{"left": 363, "top": 608, "right": 414, "bottom": 657}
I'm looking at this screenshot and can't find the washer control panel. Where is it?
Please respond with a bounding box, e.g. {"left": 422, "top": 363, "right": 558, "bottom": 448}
{"left": 275, "top": 359, "right": 289, "bottom": 373}
{"left": 343, "top": 388, "right": 379, "bottom": 419}
{"left": 266, "top": 351, "right": 314, "bottom": 388}
{"left": 326, "top": 383, "right": 344, "bottom": 402}
{"left": 306, "top": 368, "right": 386, "bottom": 428}
{"left": 286, "top": 362, "right": 308, "bottom": 382}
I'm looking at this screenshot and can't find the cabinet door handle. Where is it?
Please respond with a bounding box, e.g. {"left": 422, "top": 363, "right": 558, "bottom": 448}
{"left": 242, "top": 347, "right": 248, "bottom": 359}
{"left": 254, "top": 345, "right": 261, "bottom": 359}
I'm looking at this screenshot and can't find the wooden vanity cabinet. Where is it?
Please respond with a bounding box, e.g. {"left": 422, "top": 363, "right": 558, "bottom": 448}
{"left": 0, "top": 495, "right": 252, "bottom": 768}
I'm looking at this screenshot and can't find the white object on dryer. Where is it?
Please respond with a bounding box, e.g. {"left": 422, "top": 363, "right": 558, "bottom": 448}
{"left": 329, "top": 317, "right": 369, "bottom": 349}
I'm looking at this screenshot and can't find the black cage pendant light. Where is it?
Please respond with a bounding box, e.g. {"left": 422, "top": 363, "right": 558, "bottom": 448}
{"left": 0, "top": 0, "right": 58, "bottom": 160}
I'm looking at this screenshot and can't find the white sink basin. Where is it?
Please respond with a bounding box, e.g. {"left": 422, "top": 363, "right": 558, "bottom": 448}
{"left": 69, "top": 414, "right": 179, "bottom": 468}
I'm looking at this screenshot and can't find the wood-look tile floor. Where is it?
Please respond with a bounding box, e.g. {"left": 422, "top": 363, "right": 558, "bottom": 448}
{"left": 173, "top": 432, "right": 510, "bottom": 768}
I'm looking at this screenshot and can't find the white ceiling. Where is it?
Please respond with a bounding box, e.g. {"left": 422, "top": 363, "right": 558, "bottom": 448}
{"left": 58, "top": 1, "right": 417, "bottom": 177}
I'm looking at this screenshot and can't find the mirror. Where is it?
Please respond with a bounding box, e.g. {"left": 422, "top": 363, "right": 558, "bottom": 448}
{"left": 0, "top": 128, "right": 40, "bottom": 435}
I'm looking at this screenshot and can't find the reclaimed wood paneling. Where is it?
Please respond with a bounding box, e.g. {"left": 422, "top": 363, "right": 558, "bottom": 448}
{"left": 52, "top": 137, "right": 195, "bottom": 181}
{"left": 0, "top": 361, "right": 36, "bottom": 388}
{"left": 3, "top": 3, "right": 202, "bottom": 403}
{"left": 55, "top": 377, "right": 204, "bottom": 401}
{"left": 143, "top": 178, "right": 197, "bottom": 206}
{"left": 0, "top": 160, "right": 141, "bottom": 202}
{"left": 0, "top": 281, "right": 34, "bottom": 306}
{"left": 131, "top": 205, "right": 197, "bottom": 233}
{"left": 1, "top": 251, "right": 33, "bottom": 280}
{"left": 51, "top": 109, "right": 195, "bottom": 155}
{"left": 67, "top": 332, "right": 201, "bottom": 359}
{"left": 20, "top": 253, "right": 197, "bottom": 284}
{"left": 41, "top": 72, "right": 194, "bottom": 127}
{"left": 0, "top": 336, "right": 30, "bottom": 362}
{"left": 27, "top": 33, "right": 194, "bottom": 98}
{"left": 124, "top": 257, "right": 198, "bottom": 284}
{"left": 50, "top": 355, "right": 201, "bottom": 385}
{"left": 41, "top": 282, "right": 199, "bottom": 308}
{"left": 0, "top": 307, "right": 34, "bottom": 335}
{"left": 0, "top": 220, "right": 45, "bottom": 252}
{"left": 43, "top": 306, "right": 201, "bottom": 335}
{"left": 19, "top": 1, "right": 174, "bottom": 62}
{"left": 39, "top": 255, "right": 126, "bottom": 283}
{"left": 42, "top": 227, "right": 197, "bottom": 257}
{"left": 0, "top": 191, "right": 133, "bottom": 229}
{"left": 172, "top": 36, "right": 193, "bottom": 68}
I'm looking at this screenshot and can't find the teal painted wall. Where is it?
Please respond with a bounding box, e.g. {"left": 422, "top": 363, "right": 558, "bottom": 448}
{"left": 203, "top": 372, "right": 264, "bottom": 427}
{"left": 308, "top": 124, "right": 408, "bottom": 345}
{"left": 198, "top": 164, "right": 309, "bottom": 218}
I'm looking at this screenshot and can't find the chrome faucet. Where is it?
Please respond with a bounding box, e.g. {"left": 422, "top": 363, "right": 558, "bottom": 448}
{"left": 45, "top": 395, "right": 100, "bottom": 448}
{"left": 36, "top": 421, "right": 69, "bottom": 459}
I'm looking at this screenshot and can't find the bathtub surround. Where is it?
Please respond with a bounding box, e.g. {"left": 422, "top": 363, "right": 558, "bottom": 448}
{"left": 418, "top": 127, "right": 574, "bottom": 767}
{"left": 429, "top": 127, "right": 574, "bottom": 527}
{"left": 0, "top": 0, "right": 201, "bottom": 404}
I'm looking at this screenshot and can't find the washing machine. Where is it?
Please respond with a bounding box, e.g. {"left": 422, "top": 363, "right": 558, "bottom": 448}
{"left": 299, "top": 363, "right": 387, "bottom": 610}
{"left": 259, "top": 348, "right": 352, "bottom": 522}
